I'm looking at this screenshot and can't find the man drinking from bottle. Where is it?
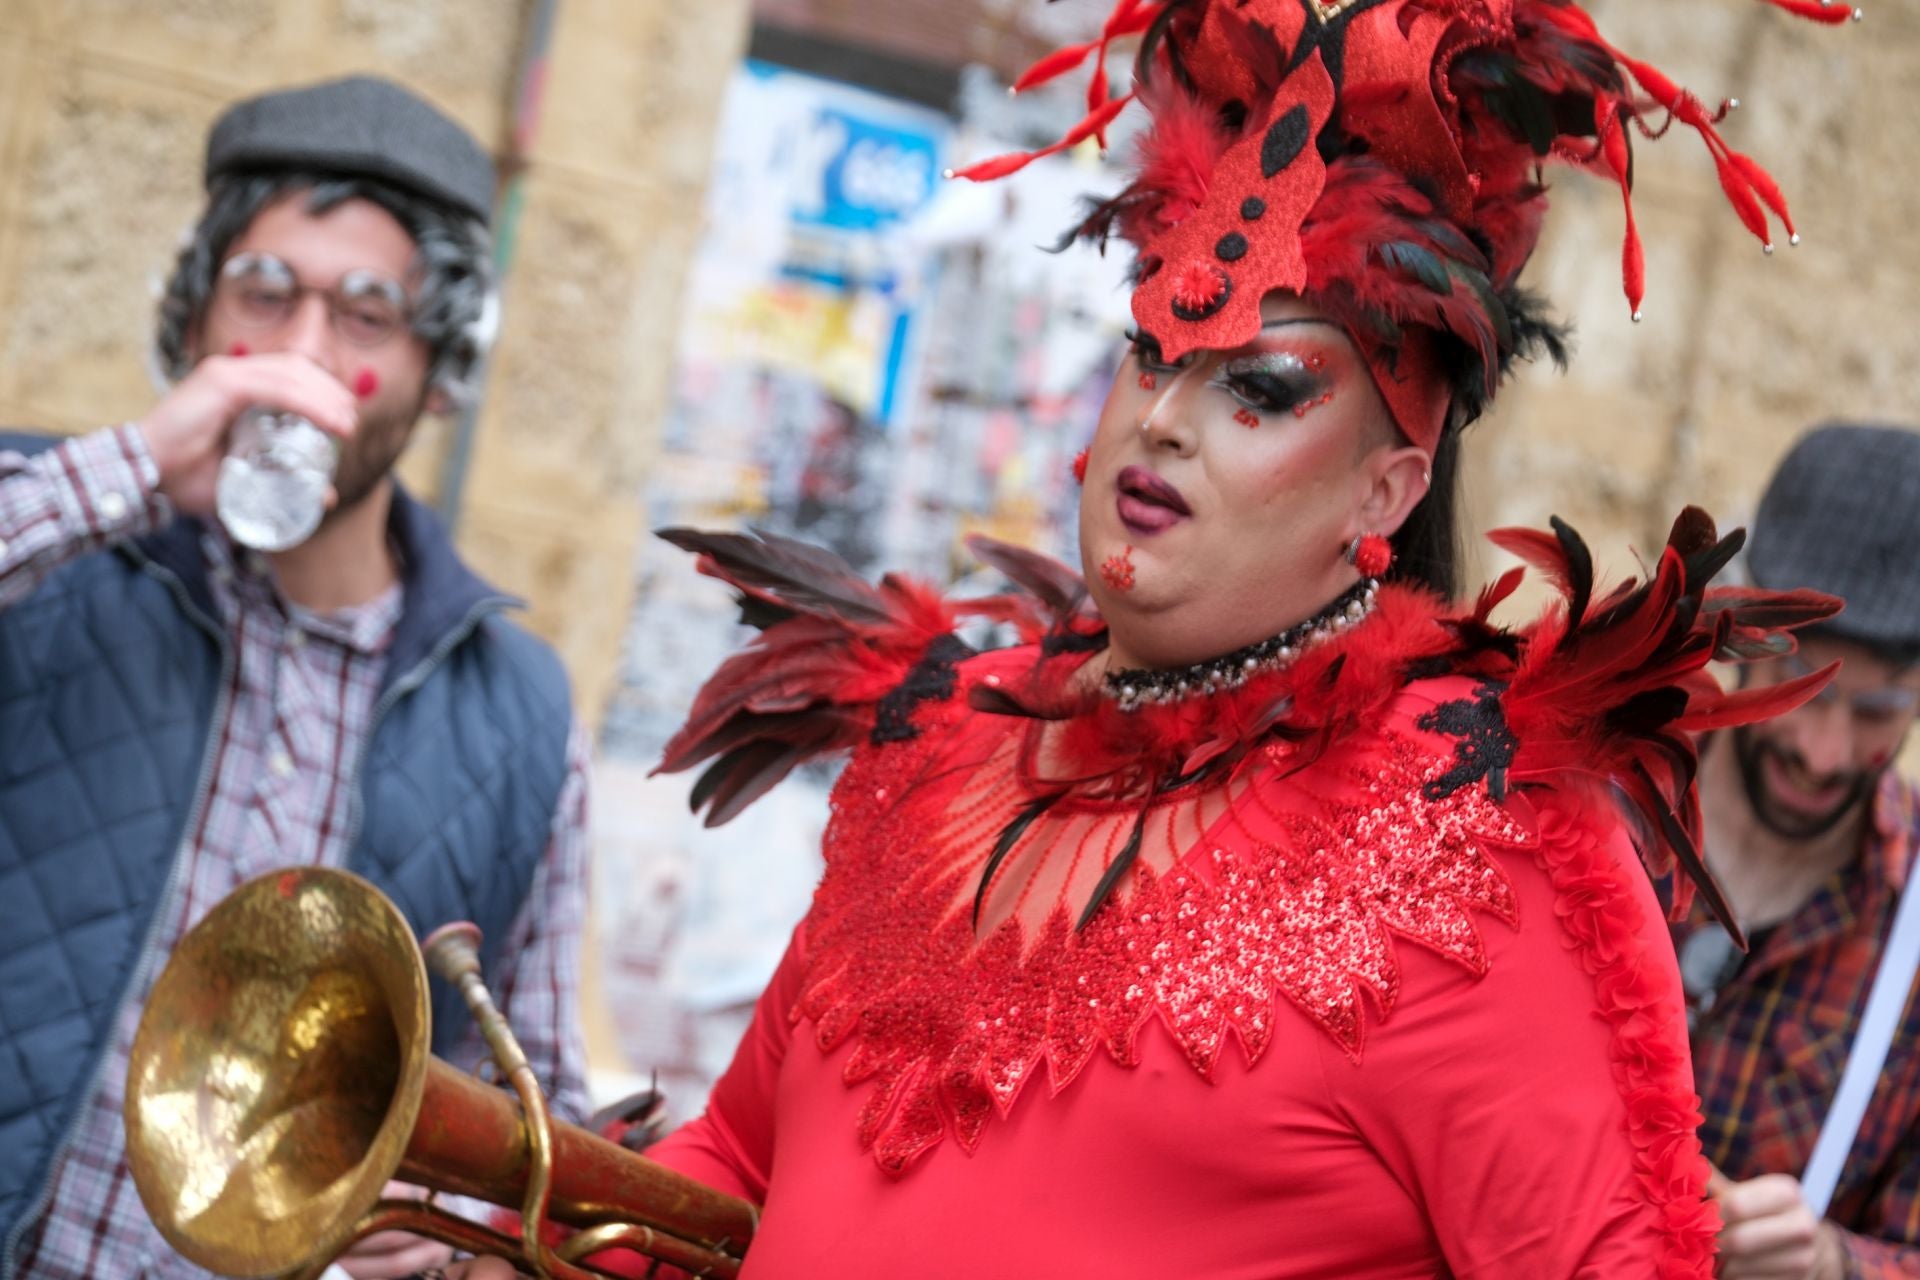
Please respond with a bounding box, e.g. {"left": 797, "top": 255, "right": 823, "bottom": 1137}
{"left": 0, "top": 75, "right": 590, "bottom": 1280}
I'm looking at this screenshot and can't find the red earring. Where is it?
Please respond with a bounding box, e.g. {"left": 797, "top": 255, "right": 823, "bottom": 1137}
{"left": 1072, "top": 448, "right": 1089, "bottom": 486}
{"left": 1346, "top": 532, "right": 1393, "bottom": 578}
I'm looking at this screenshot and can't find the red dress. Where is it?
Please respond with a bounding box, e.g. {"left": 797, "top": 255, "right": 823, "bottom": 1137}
{"left": 625, "top": 518, "right": 1835, "bottom": 1279}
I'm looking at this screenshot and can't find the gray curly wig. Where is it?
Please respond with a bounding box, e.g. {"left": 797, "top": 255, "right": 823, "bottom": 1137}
{"left": 155, "top": 172, "right": 498, "bottom": 406}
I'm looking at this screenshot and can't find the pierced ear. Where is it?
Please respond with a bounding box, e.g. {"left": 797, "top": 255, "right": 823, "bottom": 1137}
{"left": 1359, "top": 444, "right": 1433, "bottom": 537}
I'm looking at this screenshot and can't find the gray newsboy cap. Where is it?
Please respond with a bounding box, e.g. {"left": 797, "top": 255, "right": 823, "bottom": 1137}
{"left": 206, "top": 75, "right": 495, "bottom": 225}
{"left": 1748, "top": 422, "right": 1920, "bottom": 651}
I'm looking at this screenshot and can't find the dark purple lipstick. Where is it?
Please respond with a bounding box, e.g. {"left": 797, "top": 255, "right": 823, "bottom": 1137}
{"left": 1115, "top": 465, "right": 1191, "bottom": 536}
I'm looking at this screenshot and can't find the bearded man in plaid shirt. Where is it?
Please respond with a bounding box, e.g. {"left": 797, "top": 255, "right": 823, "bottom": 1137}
{"left": 1682, "top": 423, "right": 1920, "bottom": 1280}
{"left": 0, "top": 77, "right": 590, "bottom": 1279}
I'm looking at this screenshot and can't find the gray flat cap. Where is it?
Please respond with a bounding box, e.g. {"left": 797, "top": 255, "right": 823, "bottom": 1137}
{"left": 1748, "top": 422, "right": 1920, "bottom": 650}
{"left": 206, "top": 75, "right": 494, "bottom": 225}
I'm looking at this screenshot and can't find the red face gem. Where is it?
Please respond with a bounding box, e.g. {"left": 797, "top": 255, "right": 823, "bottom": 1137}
{"left": 1235, "top": 408, "right": 1260, "bottom": 428}
{"left": 1100, "top": 546, "right": 1137, "bottom": 592}
{"left": 1138, "top": 371, "right": 1157, "bottom": 391}
{"left": 353, "top": 368, "right": 380, "bottom": 399}
{"left": 1072, "top": 448, "right": 1090, "bottom": 485}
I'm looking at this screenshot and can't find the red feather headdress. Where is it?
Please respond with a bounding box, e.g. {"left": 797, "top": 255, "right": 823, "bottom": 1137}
{"left": 955, "top": 0, "right": 1860, "bottom": 453}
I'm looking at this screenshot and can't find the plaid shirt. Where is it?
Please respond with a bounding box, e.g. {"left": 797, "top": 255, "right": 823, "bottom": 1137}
{"left": 0, "top": 427, "right": 592, "bottom": 1279}
{"left": 1680, "top": 771, "right": 1920, "bottom": 1278}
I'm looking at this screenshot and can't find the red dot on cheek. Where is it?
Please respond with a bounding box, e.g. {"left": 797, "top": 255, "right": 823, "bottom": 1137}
{"left": 228, "top": 341, "right": 249, "bottom": 357}
{"left": 353, "top": 368, "right": 380, "bottom": 399}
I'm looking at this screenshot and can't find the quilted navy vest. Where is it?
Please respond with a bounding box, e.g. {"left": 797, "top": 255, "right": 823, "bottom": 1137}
{"left": 0, "top": 439, "right": 573, "bottom": 1272}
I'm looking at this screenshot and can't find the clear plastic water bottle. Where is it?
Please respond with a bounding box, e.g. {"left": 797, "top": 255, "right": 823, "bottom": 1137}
{"left": 216, "top": 407, "right": 338, "bottom": 552}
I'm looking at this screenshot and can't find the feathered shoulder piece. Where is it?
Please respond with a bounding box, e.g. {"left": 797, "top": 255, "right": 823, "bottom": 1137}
{"left": 959, "top": 509, "right": 1839, "bottom": 937}
{"left": 652, "top": 528, "right": 1055, "bottom": 825}
{"left": 1465, "top": 508, "right": 1840, "bottom": 939}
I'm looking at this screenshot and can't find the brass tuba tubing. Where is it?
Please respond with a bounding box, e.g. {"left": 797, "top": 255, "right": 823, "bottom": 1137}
{"left": 124, "top": 868, "right": 756, "bottom": 1280}
{"left": 277, "top": 1197, "right": 743, "bottom": 1280}
{"left": 398, "top": 1060, "right": 756, "bottom": 1255}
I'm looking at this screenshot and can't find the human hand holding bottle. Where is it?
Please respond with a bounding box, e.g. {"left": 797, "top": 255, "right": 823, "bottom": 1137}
{"left": 135, "top": 351, "right": 357, "bottom": 522}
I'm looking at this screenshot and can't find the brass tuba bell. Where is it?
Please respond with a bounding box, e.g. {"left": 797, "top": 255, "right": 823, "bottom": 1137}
{"left": 124, "top": 867, "right": 755, "bottom": 1279}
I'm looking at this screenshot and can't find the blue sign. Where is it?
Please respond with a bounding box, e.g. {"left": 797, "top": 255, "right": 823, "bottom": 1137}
{"left": 803, "top": 108, "right": 942, "bottom": 231}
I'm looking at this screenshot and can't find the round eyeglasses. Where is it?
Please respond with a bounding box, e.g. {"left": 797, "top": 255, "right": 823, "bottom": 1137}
{"left": 213, "top": 252, "right": 412, "bottom": 348}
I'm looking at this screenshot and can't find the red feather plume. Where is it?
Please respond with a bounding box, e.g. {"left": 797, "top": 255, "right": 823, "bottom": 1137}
{"left": 1491, "top": 508, "right": 1842, "bottom": 939}
{"left": 652, "top": 529, "right": 1059, "bottom": 826}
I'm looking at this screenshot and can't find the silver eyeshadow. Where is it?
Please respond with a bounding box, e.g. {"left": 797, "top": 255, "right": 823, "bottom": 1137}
{"left": 1216, "top": 351, "right": 1308, "bottom": 380}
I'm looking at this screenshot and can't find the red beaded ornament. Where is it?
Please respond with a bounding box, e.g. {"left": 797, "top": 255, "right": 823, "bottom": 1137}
{"left": 1234, "top": 408, "right": 1260, "bottom": 428}
{"left": 1100, "top": 545, "right": 1137, "bottom": 591}
{"left": 1347, "top": 532, "right": 1392, "bottom": 578}
{"left": 1138, "top": 371, "right": 1157, "bottom": 391}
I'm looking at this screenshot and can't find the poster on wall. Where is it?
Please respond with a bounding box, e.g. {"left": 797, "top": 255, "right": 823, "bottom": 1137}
{"left": 592, "top": 56, "right": 1134, "bottom": 1115}
{"left": 592, "top": 61, "right": 952, "bottom": 1112}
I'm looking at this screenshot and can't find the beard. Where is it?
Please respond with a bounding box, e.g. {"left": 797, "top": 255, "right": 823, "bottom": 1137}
{"left": 1730, "top": 726, "right": 1882, "bottom": 841}
{"left": 325, "top": 389, "right": 426, "bottom": 519}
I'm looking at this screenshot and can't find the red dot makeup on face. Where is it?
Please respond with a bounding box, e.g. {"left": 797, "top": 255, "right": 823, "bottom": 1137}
{"left": 1100, "top": 546, "right": 1137, "bottom": 592}
{"left": 353, "top": 368, "right": 380, "bottom": 399}
{"left": 1234, "top": 408, "right": 1260, "bottom": 428}
{"left": 1139, "top": 372, "right": 1157, "bottom": 391}
{"left": 228, "top": 341, "right": 250, "bottom": 357}
{"left": 1072, "top": 448, "right": 1089, "bottom": 485}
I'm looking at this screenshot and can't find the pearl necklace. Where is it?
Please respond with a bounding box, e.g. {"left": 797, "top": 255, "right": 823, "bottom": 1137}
{"left": 1103, "top": 578, "right": 1379, "bottom": 713}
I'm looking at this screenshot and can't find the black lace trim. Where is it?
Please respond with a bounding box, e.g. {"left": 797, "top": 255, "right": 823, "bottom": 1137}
{"left": 1416, "top": 680, "right": 1516, "bottom": 802}
{"left": 872, "top": 633, "right": 975, "bottom": 744}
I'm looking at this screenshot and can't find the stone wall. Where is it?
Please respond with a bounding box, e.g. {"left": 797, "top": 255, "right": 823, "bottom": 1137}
{"left": 1468, "top": 0, "right": 1919, "bottom": 595}
{"left": 0, "top": 0, "right": 751, "bottom": 729}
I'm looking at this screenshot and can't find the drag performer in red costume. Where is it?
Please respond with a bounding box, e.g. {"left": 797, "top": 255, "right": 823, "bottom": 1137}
{"left": 557, "top": 1, "right": 1857, "bottom": 1276}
